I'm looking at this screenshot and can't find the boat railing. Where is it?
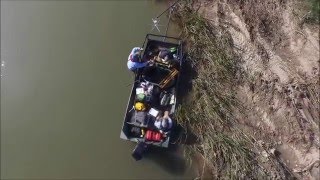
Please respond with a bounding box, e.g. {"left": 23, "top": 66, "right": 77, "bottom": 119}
{"left": 141, "top": 34, "right": 182, "bottom": 49}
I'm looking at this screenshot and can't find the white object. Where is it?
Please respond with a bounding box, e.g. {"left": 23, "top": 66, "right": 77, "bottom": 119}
{"left": 173, "top": 54, "right": 178, "bottom": 60}
{"left": 147, "top": 85, "right": 153, "bottom": 95}
{"left": 161, "top": 117, "right": 173, "bottom": 129}
{"left": 154, "top": 120, "right": 161, "bottom": 129}
{"left": 151, "top": 18, "right": 162, "bottom": 32}
{"left": 169, "top": 94, "right": 175, "bottom": 105}
{"left": 136, "top": 88, "right": 144, "bottom": 95}
{"left": 149, "top": 108, "right": 159, "bottom": 117}
{"left": 140, "top": 82, "right": 146, "bottom": 88}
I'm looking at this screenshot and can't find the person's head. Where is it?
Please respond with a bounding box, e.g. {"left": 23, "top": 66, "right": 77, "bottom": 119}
{"left": 130, "top": 52, "right": 141, "bottom": 62}
{"left": 144, "top": 52, "right": 156, "bottom": 61}
{"left": 156, "top": 111, "right": 164, "bottom": 120}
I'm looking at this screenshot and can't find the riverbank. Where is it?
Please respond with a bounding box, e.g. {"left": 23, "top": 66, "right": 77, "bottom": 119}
{"left": 171, "top": 0, "right": 319, "bottom": 179}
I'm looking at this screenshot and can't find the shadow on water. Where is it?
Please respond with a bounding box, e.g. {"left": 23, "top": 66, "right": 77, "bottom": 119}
{"left": 171, "top": 124, "right": 199, "bottom": 145}
{"left": 143, "top": 50, "right": 200, "bottom": 175}
{"left": 140, "top": 44, "right": 199, "bottom": 176}
{"left": 144, "top": 145, "right": 186, "bottom": 176}
{"left": 143, "top": 124, "right": 199, "bottom": 176}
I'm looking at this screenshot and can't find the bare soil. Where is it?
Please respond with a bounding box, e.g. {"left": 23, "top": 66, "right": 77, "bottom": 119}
{"left": 178, "top": 0, "right": 319, "bottom": 179}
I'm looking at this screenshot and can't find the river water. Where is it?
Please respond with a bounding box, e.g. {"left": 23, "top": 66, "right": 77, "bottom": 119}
{"left": 1, "top": 1, "right": 194, "bottom": 179}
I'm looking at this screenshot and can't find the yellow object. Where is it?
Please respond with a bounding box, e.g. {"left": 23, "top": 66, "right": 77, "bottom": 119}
{"left": 134, "top": 102, "right": 146, "bottom": 111}
{"left": 159, "top": 68, "right": 179, "bottom": 89}
{"left": 140, "top": 129, "right": 145, "bottom": 137}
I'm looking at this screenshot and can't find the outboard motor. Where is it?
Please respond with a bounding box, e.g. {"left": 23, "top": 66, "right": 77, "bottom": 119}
{"left": 132, "top": 142, "right": 148, "bottom": 161}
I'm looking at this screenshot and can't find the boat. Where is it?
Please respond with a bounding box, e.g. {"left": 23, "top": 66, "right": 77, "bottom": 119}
{"left": 120, "top": 34, "right": 183, "bottom": 160}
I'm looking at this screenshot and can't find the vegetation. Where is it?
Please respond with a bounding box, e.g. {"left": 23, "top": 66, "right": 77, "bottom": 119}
{"left": 308, "top": 0, "right": 320, "bottom": 23}
{"left": 169, "top": 0, "right": 319, "bottom": 178}
{"left": 295, "top": 0, "right": 320, "bottom": 24}
{"left": 171, "top": 3, "right": 268, "bottom": 179}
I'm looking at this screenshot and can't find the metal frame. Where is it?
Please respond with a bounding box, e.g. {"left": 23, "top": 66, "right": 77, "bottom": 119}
{"left": 141, "top": 34, "right": 182, "bottom": 49}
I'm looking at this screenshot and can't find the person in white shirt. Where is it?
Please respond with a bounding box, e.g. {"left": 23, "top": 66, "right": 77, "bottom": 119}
{"left": 154, "top": 111, "right": 173, "bottom": 133}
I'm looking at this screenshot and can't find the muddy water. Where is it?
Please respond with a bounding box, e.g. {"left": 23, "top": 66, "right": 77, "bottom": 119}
{"left": 1, "top": 1, "right": 193, "bottom": 179}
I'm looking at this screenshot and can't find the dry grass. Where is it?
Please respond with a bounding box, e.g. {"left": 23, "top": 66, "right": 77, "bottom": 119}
{"left": 300, "top": 0, "right": 320, "bottom": 24}
{"left": 171, "top": 3, "right": 269, "bottom": 179}
{"left": 170, "top": 0, "right": 319, "bottom": 178}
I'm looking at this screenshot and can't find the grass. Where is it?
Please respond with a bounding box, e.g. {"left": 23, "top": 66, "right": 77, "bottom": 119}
{"left": 171, "top": 2, "right": 268, "bottom": 179}
{"left": 308, "top": 0, "right": 320, "bottom": 23}
{"left": 295, "top": 0, "right": 320, "bottom": 24}
{"left": 168, "top": 0, "right": 319, "bottom": 178}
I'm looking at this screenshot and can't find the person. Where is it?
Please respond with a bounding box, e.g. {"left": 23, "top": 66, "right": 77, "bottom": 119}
{"left": 155, "top": 47, "right": 177, "bottom": 62}
{"left": 127, "top": 47, "right": 152, "bottom": 71}
{"left": 154, "top": 111, "right": 173, "bottom": 133}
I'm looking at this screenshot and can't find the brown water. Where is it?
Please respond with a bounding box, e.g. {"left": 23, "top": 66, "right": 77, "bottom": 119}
{"left": 1, "top": 1, "right": 193, "bottom": 179}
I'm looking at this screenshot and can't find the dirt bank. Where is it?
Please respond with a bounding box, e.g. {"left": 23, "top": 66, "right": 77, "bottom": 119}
{"left": 172, "top": 0, "right": 319, "bottom": 179}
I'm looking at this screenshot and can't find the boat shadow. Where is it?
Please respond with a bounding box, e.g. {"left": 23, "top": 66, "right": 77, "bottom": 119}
{"left": 144, "top": 145, "right": 187, "bottom": 176}
{"left": 143, "top": 124, "right": 199, "bottom": 176}
{"left": 143, "top": 51, "right": 199, "bottom": 175}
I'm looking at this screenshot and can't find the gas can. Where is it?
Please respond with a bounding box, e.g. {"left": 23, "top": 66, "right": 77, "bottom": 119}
{"left": 152, "top": 132, "right": 162, "bottom": 142}
{"left": 145, "top": 130, "right": 152, "bottom": 141}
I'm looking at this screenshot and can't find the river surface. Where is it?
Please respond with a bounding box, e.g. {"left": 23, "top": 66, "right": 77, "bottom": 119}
{"left": 1, "top": 1, "right": 193, "bottom": 179}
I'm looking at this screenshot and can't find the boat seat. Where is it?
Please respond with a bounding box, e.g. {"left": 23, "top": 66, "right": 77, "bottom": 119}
{"left": 127, "top": 121, "right": 148, "bottom": 128}
{"left": 128, "top": 111, "right": 149, "bottom": 127}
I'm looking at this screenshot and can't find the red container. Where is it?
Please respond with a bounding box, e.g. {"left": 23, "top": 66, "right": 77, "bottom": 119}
{"left": 153, "top": 132, "right": 162, "bottom": 142}
{"left": 145, "top": 130, "right": 153, "bottom": 141}
{"left": 145, "top": 130, "right": 162, "bottom": 142}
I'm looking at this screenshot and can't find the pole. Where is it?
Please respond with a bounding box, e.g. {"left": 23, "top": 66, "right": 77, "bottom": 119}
{"left": 163, "top": 8, "right": 172, "bottom": 41}
{"left": 156, "top": 0, "right": 181, "bottom": 19}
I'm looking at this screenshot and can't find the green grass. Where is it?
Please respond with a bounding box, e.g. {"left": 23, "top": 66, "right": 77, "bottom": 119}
{"left": 310, "top": 0, "right": 320, "bottom": 23}
{"left": 303, "top": 0, "right": 320, "bottom": 24}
